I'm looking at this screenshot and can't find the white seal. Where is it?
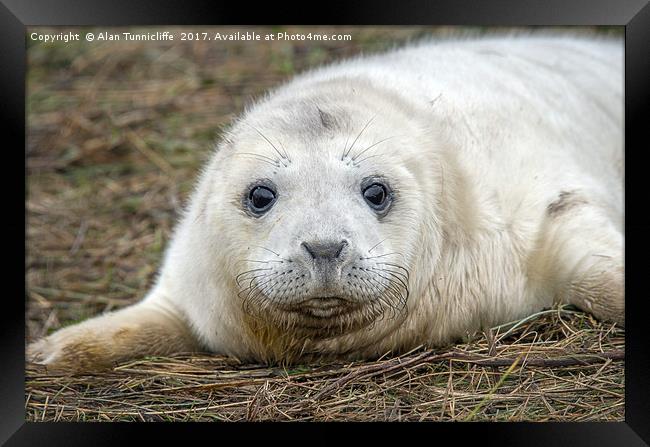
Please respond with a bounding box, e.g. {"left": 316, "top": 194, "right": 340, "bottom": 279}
{"left": 29, "top": 34, "right": 624, "bottom": 372}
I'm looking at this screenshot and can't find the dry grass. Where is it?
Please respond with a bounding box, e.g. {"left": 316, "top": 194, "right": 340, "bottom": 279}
{"left": 26, "top": 25, "right": 624, "bottom": 422}
{"left": 26, "top": 308, "right": 624, "bottom": 422}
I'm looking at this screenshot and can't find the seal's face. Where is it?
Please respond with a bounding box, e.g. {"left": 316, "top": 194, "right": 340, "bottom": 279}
{"left": 205, "top": 94, "right": 440, "bottom": 340}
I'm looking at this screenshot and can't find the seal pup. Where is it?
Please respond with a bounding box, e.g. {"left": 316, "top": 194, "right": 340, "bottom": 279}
{"left": 28, "top": 34, "right": 624, "bottom": 372}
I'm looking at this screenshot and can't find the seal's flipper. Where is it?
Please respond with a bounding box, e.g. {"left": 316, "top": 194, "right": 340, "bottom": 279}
{"left": 27, "top": 300, "right": 199, "bottom": 373}
{"left": 531, "top": 192, "right": 624, "bottom": 326}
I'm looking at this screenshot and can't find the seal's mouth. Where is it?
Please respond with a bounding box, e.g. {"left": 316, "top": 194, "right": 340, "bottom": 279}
{"left": 249, "top": 294, "right": 384, "bottom": 338}
{"left": 286, "top": 296, "right": 357, "bottom": 319}
{"left": 302, "top": 296, "right": 348, "bottom": 307}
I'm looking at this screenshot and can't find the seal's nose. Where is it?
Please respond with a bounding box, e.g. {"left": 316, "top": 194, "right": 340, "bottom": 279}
{"left": 301, "top": 240, "right": 348, "bottom": 261}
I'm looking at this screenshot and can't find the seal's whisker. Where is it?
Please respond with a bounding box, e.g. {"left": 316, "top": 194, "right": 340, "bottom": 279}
{"left": 246, "top": 273, "right": 283, "bottom": 297}
{"left": 361, "top": 252, "right": 405, "bottom": 260}
{"left": 277, "top": 140, "right": 292, "bottom": 163}
{"left": 274, "top": 279, "right": 294, "bottom": 302}
{"left": 376, "top": 262, "right": 411, "bottom": 280}
{"left": 368, "top": 238, "right": 387, "bottom": 254}
{"left": 248, "top": 277, "right": 283, "bottom": 303}
{"left": 375, "top": 267, "right": 410, "bottom": 285}
{"left": 357, "top": 277, "right": 389, "bottom": 307}
{"left": 367, "top": 270, "right": 409, "bottom": 302}
{"left": 246, "top": 272, "right": 280, "bottom": 291}
{"left": 249, "top": 245, "right": 292, "bottom": 261}
{"left": 340, "top": 134, "right": 351, "bottom": 161}
{"left": 372, "top": 268, "right": 409, "bottom": 288}
{"left": 241, "top": 270, "right": 282, "bottom": 291}
{"left": 240, "top": 286, "right": 273, "bottom": 318}
{"left": 236, "top": 272, "right": 274, "bottom": 290}
{"left": 235, "top": 156, "right": 280, "bottom": 168}
{"left": 372, "top": 268, "right": 409, "bottom": 292}
{"left": 234, "top": 153, "right": 281, "bottom": 168}
{"left": 364, "top": 276, "right": 404, "bottom": 316}
{"left": 364, "top": 273, "right": 402, "bottom": 305}
{"left": 245, "top": 122, "right": 290, "bottom": 166}
{"left": 236, "top": 267, "right": 272, "bottom": 278}
{"left": 351, "top": 136, "right": 394, "bottom": 161}
{"left": 343, "top": 115, "right": 375, "bottom": 160}
{"left": 236, "top": 273, "right": 272, "bottom": 295}
{"left": 238, "top": 259, "right": 285, "bottom": 264}
{"left": 235, "top": 268, "right": 273, "bottom": 286}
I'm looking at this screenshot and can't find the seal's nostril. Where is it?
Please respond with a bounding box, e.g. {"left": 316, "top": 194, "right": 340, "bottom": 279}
{"left": 301, "top": 240, "right": 348, "bottom": 261}
{"left": 301, "top": 242, "right": 315, "bottom": 258}
{"left": 335, "top": 240, "right": 348, "bottom": 258}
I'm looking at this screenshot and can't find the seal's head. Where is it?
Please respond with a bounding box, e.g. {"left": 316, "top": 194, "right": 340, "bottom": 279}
{"left": 201, "top": 80, "right": 445, "bottom": 349}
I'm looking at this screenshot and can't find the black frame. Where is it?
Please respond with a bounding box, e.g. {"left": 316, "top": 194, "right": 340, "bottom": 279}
{"left": 4, "top": 0, "right": 649, "bottom": 444}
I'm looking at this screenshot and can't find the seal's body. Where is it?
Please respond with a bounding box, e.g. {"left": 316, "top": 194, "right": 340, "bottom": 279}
{"left": 29, "top": 34, "right": 624, "bottom": 371}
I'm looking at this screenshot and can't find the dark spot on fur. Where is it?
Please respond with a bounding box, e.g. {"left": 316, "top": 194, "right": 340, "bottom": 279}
{"left": 547, "top": 191, "right": 587, "bottom": 217}
{"left": 317, "top": 107, "right": 337, "bottom": 130}
{"left": 429, "top": 93, "right": 442, "bottom": 106}
{"left": 276, "top": 100, "right": 349, "bottom": 139}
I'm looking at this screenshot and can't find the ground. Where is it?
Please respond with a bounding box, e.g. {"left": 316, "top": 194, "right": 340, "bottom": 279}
{"left": 26, "top": 25, "right": 624, "bottom": 422}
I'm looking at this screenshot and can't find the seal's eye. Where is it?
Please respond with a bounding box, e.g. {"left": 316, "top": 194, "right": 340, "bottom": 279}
{"left": 363, "top": 183, "right": 389, "bottom": 211}
{"left": 248, "top": 186, "right": 276, "bottom": 214}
